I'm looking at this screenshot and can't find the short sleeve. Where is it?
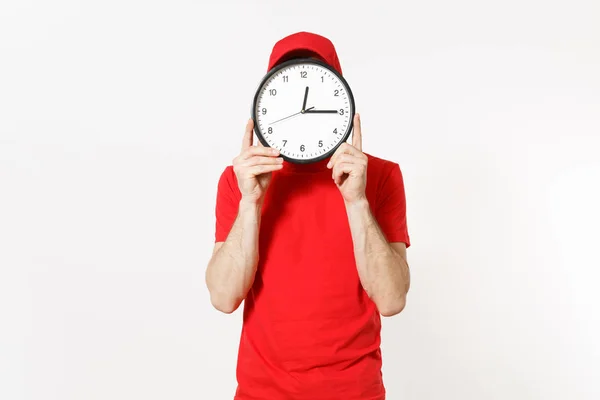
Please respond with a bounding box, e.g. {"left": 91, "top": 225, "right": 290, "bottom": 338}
{"left": 214, "top": 166, "right": 241, "bottom": 243}
{"left": 374, "top": 162, "right": 411, "bottom": 247}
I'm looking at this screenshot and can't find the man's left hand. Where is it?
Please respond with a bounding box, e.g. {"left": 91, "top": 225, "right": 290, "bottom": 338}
{"left": 327, "top": 113, "right": 367, "bottom": 204}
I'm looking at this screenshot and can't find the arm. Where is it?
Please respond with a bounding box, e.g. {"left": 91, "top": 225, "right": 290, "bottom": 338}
{"left": 344, "top": 199, "right": 410, "bottom": 316}
{"left": 205, "top": 198, "right": 262, "bottom": 314}
{"left": 328, "top": 113, "right": 411, "bottom": 316}
{"left": 205, "top": 119, "right": 283, "bottom": 313}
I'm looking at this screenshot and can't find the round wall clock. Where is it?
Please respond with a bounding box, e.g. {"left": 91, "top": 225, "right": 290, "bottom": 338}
{"left": 251, "top": 58, "right": 355, "bottom": 164}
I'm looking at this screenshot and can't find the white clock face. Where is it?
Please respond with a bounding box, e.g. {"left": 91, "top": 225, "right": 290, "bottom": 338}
{"left": 253, "top": 60, "right": 354, "bottom": 163}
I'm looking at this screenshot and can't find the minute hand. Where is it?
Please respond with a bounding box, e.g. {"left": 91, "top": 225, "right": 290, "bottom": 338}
{"left": 304, "top": 109, "right": 339, "bottom": 114}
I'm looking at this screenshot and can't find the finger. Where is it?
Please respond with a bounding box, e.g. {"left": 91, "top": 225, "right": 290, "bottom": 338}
{"left": 352, "top": 113, "right": 362, "bottom": 151}
{"left": 247, "top": 163, "right": 284, "bottom": 176}
{"left": 332, "top": 162, "right": 355, "bottom": 185}
{"left": 240, "top": 146, "right": 280, "bottom": 160}
{"left": 241, "top": 119, "right": 254, "bottom": 151}
{"left": 243, "top": 155, "right": 284, "bottom": 167}
{"left": 327, "top": 143, "right": 358, "bottom": 168}
{"left": 329, "top": 153, "right": 366, "bottom": 168}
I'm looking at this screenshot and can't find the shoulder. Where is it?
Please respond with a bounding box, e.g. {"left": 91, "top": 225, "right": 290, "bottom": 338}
{"left": 217, "top": 165, "right": 241, "bottom": 197}
{"left": 220, "top": 164, "right": 235, "bottom": 178}
{"left": 365, "top": 152, "right": 401, "bottom": 178}
{"left": 364, "top": 152, "right": 406, "bottom": 200}
{"left": 217, "top": 164, "right": 234, "bottom": 184}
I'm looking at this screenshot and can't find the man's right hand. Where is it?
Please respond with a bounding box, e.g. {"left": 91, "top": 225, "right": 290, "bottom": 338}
{"left": 232, "top": 119, "right": 283, "bottom": 204}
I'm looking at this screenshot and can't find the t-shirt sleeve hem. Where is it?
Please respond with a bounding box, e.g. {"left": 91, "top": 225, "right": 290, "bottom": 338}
{"left": 383, "top": 231, "right": 411, "bottom": 248}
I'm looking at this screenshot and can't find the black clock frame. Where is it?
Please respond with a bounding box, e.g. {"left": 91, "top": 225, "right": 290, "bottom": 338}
{"left": 250, "top": 57, "right": 356, "bottom": 164}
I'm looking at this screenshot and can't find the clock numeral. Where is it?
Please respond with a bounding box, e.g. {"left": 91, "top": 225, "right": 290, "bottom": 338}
{"left": 262, "top": 108, "right": 267, "bottom": 115}
{"left": 334, "top": 89, "right": 339, "bottom": 96}
{"left": 282, "top": 140, "right": 287, "bottom": 146}
{"left": 300, "top": 71, "right": 307, "bottom": 78}
{"left": 339, "top": 109, "right": 344, "bottom": 115}
{"left": 318, "top": 140, "right": 323, "bottom": 147}
{"left": 300, "top": 144, "right": 305, "bottom": 152}
{"left": 283, "top": 75, "right": 288, "bottom": 82}
{"left": 333, "top": 128, "right": 338, "bottom": 134}
{"left": 268, "top": 127, "right": 273, "bottom": 134}
{"left": 269, "top": 89, "right": 277, "bottom": 96}
{"left": 321, "top": 76, "right": 324, "bottom": 82}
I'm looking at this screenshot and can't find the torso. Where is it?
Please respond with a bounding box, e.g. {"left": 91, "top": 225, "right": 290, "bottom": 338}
{"left": 234, "top": 154, "right": 390, "bottom": 400}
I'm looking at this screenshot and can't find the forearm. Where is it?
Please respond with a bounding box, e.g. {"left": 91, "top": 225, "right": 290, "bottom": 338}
{"left": 345, "top": 198, "right": 410, "bottom": 316}
{"left": 206, "top": 198, "right": 262, "bottom": 313}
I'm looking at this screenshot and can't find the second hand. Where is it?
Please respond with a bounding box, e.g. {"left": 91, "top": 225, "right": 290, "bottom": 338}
{"left": 269, "top": 106, "right": 314, "bottom": 125}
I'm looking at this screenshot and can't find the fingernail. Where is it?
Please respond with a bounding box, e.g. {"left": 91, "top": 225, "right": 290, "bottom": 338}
{"left": 271, "top": 148, "right": 279, "bottom": 154}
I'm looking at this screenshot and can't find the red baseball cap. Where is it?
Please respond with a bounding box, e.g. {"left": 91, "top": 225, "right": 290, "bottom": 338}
{"left": 267, "top": 31, "right": 343, "bottom": 75}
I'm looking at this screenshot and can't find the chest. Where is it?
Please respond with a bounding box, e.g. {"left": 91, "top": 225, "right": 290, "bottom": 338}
{"left": 252, "top": 170, "right": 382, "bottom": 314}
{"left": 259, "top": 172, "right": 350, "bottom": 257}
{"left": 258, "top": 170, "right": 378, "bottom": 281}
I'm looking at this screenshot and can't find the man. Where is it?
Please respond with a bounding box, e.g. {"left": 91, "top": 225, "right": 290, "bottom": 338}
{"left": 206, "top": 31, "right": 411, "bottom": 400}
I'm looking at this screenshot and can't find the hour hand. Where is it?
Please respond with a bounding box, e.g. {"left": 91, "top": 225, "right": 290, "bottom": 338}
{"left": 304, "top": 109, "right": 338, "bottom": 114}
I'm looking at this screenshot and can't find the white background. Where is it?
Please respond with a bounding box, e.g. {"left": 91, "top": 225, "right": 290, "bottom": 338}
{"left": 1, "top": 1, "right": 599, "bottom": 399}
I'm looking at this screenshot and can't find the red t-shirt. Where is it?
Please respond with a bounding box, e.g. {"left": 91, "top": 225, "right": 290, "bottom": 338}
{"left": 214, "top": 153, "right": 410, "bottom": 400}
